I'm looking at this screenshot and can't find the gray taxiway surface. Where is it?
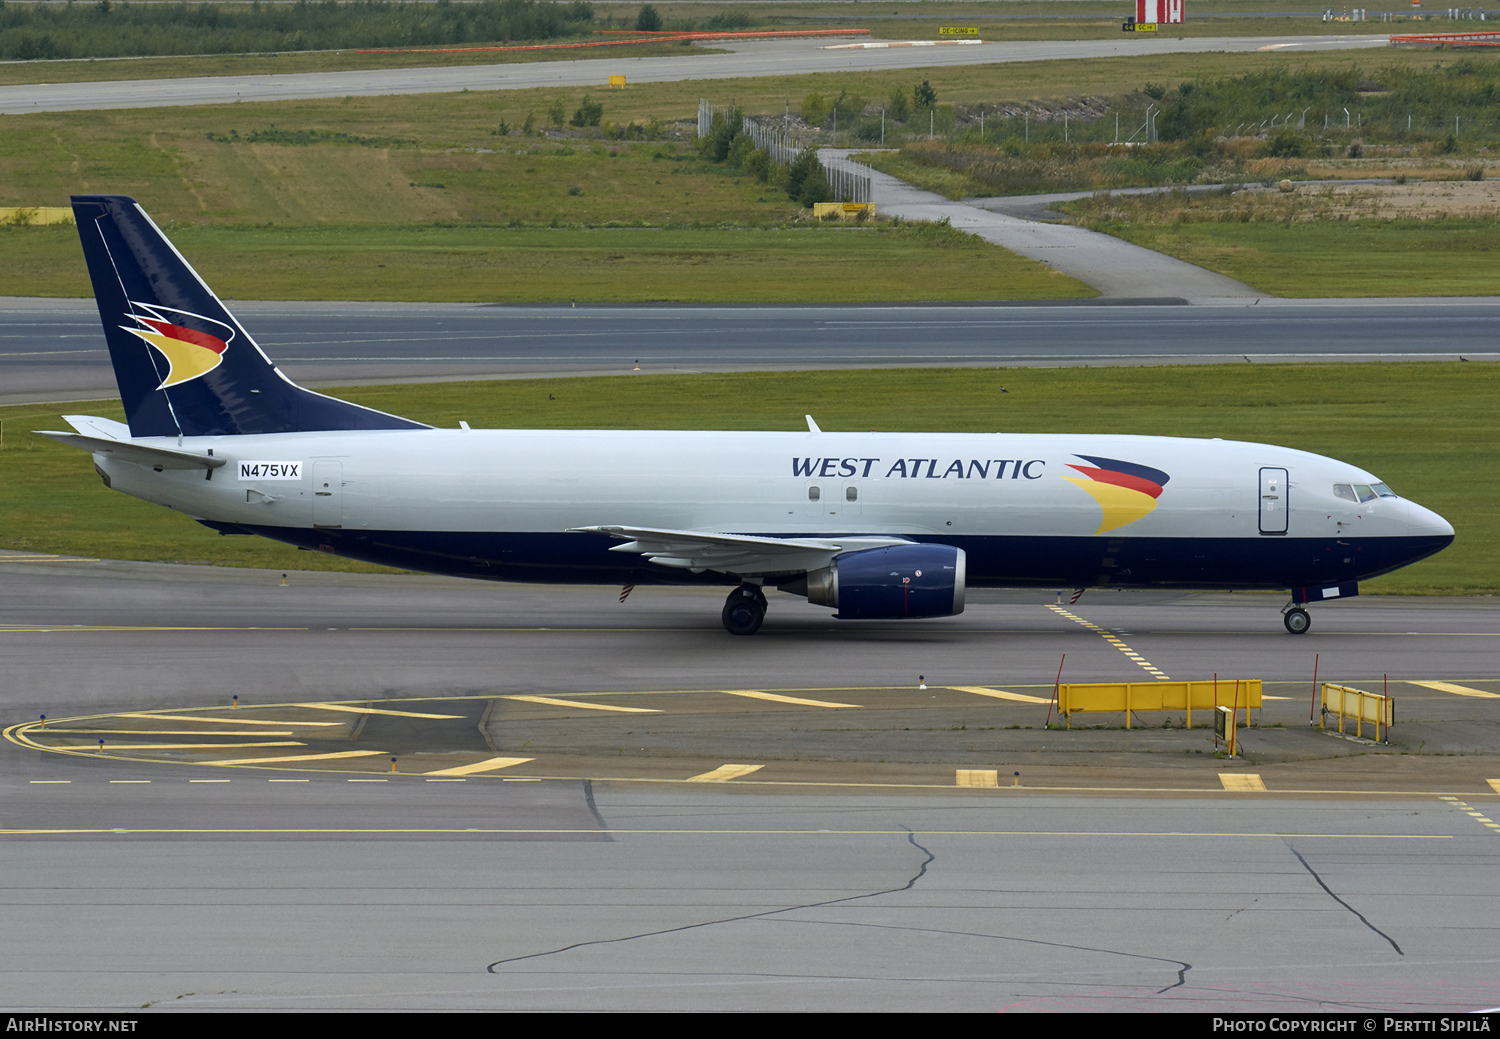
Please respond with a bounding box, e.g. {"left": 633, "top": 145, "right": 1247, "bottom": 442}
{"left": 5, "top": 296, "right": 1498, "bottom": 406}
{"left": 0, "top": 35, "right": 1392, "bottom": 115}
{"left": 3, "top": 555, "right": 1499, "bottom": 1010}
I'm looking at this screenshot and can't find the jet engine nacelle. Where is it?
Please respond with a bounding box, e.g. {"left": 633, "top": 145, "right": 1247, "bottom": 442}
{"left": 800, "top": 544, "right": 966, "bottom": 620}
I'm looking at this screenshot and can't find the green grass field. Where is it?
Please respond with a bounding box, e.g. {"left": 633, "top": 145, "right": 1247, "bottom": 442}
{"left": 1078, "top": 218, "right": 1500, "bottom": 298}
{"left": 3, "top": 363, "right": 1492, "bottom": 593}
{"left": 2, "top": 221, "right": 1091, "bottom": 302}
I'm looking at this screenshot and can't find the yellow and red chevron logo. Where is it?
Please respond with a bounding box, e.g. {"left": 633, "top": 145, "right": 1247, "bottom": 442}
{"left": 119, "top": 304, "right": 231, "bottom": 390}
{"left": 1062, "top": 454, "right": 1171, "bottom": 535}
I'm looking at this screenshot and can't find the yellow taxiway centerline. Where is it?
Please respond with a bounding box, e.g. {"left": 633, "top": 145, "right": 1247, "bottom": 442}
{"left": 205, "top": 750, "right": 387, "bottom": 766}
{"left": 1220, "top": 774, "right": 1268, "bottom": 791}
{"left": 423, "top": 757, "right": 535, "bottom": 777}
{"left": 504, "top": 695, "right": 658, "bottom": 713}
{"left": 293, "top": 703, "right": 465, "bottom": 719}
{"left": 687, "top": 764, "right": 765, "bottom": 782}
{"left": 1410, "top": 680, "right": 1500, "bottom": 699}
{"left": 719, "top": 690, "right": 862, "bottom": 708}
{"left": 115, "top": 713, "right": 344, "bottom": 726}
{"left": 948, "top": 686, "right": 1053, "bottom": 704}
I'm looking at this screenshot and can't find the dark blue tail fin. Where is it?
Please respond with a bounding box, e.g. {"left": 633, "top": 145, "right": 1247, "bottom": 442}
{"left": 71, "top": 195, "right": 427, "bottom": 438}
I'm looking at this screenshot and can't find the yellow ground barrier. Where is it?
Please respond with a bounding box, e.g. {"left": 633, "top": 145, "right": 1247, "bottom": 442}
{"left": 1058, "top": 679, "right": 1261, "bottom": 728}
{"left": 2, "top": 207, "right": 74, "bottom": 226}
{"left": 1320, "top": 683, "right": 1393, "bottom": 743}
{"left": 812, "top": 202, "right": 875, "bottom": 221}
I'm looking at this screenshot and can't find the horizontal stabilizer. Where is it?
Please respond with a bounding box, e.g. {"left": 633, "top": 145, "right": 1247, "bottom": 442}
{"left": 36, "top": 430, "right": 226, "bottom": 470}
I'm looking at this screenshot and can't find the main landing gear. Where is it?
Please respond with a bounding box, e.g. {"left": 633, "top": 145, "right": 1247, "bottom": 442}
{"left": 722, "top": 584, "right": 767, "bottom": 636}
{"left": 1282, "top": 604, "right": 1311, "bottom": 635}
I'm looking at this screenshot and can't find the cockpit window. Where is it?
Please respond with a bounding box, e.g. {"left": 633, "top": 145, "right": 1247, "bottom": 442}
{"left": 1335, "top": 482, "right": 1398, "bottom": 502}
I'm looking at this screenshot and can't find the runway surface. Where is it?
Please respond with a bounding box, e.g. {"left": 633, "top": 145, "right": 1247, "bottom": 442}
{"left": 3, "top": 553, "right": 1498, "bottom": 1010}
{"left": 5, "top": 297, "right": 1498, "bottom": 405}
{"left": 0, "top": 35, "right": 1392, "bottom": 114}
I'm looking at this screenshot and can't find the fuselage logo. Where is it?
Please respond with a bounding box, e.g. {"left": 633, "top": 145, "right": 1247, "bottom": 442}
{"left": 1062, "top": 454, "right": 1171, "bottom": 534}
{"left": 118, "top": 302, "right": 233, "bottom": 390}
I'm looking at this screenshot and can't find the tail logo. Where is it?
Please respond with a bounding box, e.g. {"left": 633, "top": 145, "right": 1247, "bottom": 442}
{"left": 1062, "top": 454, "right": 1171, "bottom": 535}
{"left": 118, "top": 303, "right": 232, "bottom": 390}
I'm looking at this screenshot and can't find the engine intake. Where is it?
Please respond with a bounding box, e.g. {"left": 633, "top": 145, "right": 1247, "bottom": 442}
{"left": 793, "top": 544, "right": 966, "bottom": 620}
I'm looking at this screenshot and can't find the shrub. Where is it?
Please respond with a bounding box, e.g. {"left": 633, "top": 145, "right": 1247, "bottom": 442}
{"left": 801, "top": 91, "right": 830, "bottom": 127}
{"left": 887, "top": 87, "right": 911, "bottom": 123}
{"left": 785, "top": 148, "right": 822, "bottom": 201}
{"left": 914, "top": 81, "right": 938, "bottom": 108}
{"left": 1263, "top": 129, "right": 1308, "bottom": 159}
{"left": 635, "top": 4, "right": 662, "bottom": 32}
{"left": 571, "top": 95, "right": 604, "bottom": 128}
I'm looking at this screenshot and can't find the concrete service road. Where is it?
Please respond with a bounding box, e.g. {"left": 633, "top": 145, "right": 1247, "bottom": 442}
{"left": 2, "top": 554, "right": 1499, "bottom": 1010}
{"left": 0, "top": 35, "right": 1393, "bottom": 115}
{"left": 5, "top": 297, "right": 1499, "bottom": 406}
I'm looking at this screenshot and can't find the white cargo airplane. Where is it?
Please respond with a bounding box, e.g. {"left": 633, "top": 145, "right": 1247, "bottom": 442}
{"left": 41, "top": 196, "right": 1454, "bottom": 635}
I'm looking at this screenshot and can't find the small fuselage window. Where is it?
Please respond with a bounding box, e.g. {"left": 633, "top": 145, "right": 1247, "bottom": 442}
{"left": 808, "top": 486, "right": 820, "bottom": 501}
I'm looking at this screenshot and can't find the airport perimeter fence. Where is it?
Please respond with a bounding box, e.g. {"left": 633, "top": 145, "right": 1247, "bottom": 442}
{"left": 698, "top": 99, "right": 872, "bottom": 205}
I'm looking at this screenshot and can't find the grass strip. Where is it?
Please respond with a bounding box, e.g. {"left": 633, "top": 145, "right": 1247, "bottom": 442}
{"left": 2, "top": 363, "right": 1491, "bottom": 592}
{"left": 1075, "top": 218, "right": 1500, "bottom": 298}
{"left": 0, "top": 222, "right": 1092, "bottom": 302}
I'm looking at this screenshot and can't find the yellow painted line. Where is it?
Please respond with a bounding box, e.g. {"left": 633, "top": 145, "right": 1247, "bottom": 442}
{"left": 47, "top": 741, "right": 304, "bottom": 751}
{"left": 504, "top": 695, "right": 658, "bottom": 714}
{"left": 115, "top": 713, "right": 343, "bottom": 727}
{"left": 719, "top": 690, "right": 862, "bottom": 709}
{"left": 294, "top": 703, "right": 466, "bottom": 719}
{"left": 1410, "top": 681, "right": 1500, "bottom": 699}
{"left": 1220, "top": 774, "right": 1268, "bottom": 791}
{"left": 687, "top": 764, "right": 764, "bottom": 782}
{"left": 109, "top": 780, "right": 149, "bottom": 784}
{"left": 1048, "top": 605, "right": 1172, "bottom": 681}
{"left": 948, "top": 686, "right": 1052, "bottom": 704}
{"left": 423, "top": 757, "right": 534, "bottom": 777}
{"left": 28, "top": 780, "right": 70, "bottom": 784}
{"left": 1489, "top": 780, "right": 1500, "bottom": 795}
{"left": 44, "top": 729, "right": 296, "bottom": 737}
{"left": 205, "top": 750, "right": 386, "bottom": 767}
{"left": 268, "top": 779, "right": 309, "bottom": 783}
{"left": 956, "top": 769, "right": 998, "bottom": 788}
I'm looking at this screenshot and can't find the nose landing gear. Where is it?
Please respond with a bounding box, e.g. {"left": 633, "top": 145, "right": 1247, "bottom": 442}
{"left": 722, "top": 584, "right": 768, "bottom": 636}
{"left": 1282, "top": 604, "right": 1311, "bottom": 635}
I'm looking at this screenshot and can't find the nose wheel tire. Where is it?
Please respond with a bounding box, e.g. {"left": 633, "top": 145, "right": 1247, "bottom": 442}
{"left": 722, "top": 586, "right": 767, "bottom": 636}
{"left": 1284, "top": 607, "right": 1311, "bottom": 635}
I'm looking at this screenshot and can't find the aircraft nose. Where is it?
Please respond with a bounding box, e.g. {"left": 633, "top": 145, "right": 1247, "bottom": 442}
{"left": 1407, "top": 499, "right": 1455, "bottom": 539}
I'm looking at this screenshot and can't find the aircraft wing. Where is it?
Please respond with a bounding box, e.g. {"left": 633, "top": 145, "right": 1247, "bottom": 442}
{"left": 35, "top": 430, "right": 226, "bottom": 471}
{"left": 570, "top": 525, "right": 911, "bottom": 575}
